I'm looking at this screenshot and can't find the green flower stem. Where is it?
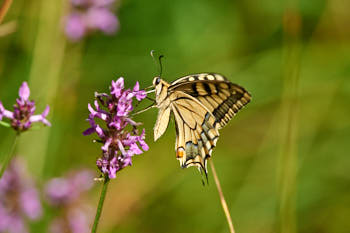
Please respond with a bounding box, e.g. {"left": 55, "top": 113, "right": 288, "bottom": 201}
{"left": 0, "top": 121, "right": 11, "bottom": 127}
{"left": 0, "top": 133, "right": 19, "bottom": 178}
{"left": 91, "top": 176, "right": 110, "bottom": 233}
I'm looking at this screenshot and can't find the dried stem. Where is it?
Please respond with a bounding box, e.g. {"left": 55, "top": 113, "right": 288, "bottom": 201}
{"left": 0, "top": 0, "right": 13, "bottom": 24}
{"left": 91, "top": 176, "right": 110, "bottom": 233}
{"left": 210, "top": 160, "right": 235, "bottom": 233}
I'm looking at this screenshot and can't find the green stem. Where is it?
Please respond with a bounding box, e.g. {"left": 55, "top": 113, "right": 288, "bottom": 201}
{"left": 91, "top": 176, "right": 110, "bottom": 233}
{"left": 278, "top": 7, "right": 301, "bottom": 233}
{"left": 0, "top": 133, "right": 19, "bottom": 178}
{"left": 0, "top": 120, "right": 11, "bottom": 127}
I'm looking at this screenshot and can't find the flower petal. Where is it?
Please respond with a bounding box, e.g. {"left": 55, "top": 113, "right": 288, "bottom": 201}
{"left": 85, "top": 7, "right": 119, "bottom": 34}
{"left": 19, "top": 82, "right": 30, "bottom": 101}
{"left": 65, "top": 13, "right": 86, "bottom": 41}
{"left": 139, "top": 139, "right": 149, "bottom": 151}
{"left": 95, "top": 124, "right": 105, "bottom": 137}
{"left": 122, "top": 156, "right": 132, "bottom": 167}
{"left": 29, "top": 109, "right": 51, "bottom": 126}
{"left": 88, "top": 102, "right": 107, "bottom": 120}
{"left": 129, "top": 143, "right": 142, "bottom": 155}
{"left": 110, "top": 77, "right": 124, "bottom": 98}
{"left": 133, "top": 81, "right": 140, "bottom": 92}
{"left": 83, "top": 127, "right": 95, "bottom": 136}
{"left": 132, "top": 82, "right": 147, "bottom": 101}
{"left": 101, "top": 137, "right": 112, "bottom": 152}
{"left": 20, "top": 188, "right": 42, "bottom": 220}
{"left": 42, "top": 105, "right": 50, "bottom": 117}
{"left": 135, "top": 90, "right": 147, "bottom": 101}
{"left": 0, "top": 102, "right": 14, "bottom": 120}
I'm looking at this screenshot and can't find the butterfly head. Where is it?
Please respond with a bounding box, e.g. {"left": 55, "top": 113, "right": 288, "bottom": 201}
{"left": 152, "top": 76, "right": 170, "bottom": 104}
{"left": 152, "top": 76, "right": 161, "bottom": 86}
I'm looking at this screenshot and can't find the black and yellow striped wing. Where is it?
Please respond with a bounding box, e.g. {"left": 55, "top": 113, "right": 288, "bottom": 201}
{"left": 170, "top": 91, "right": 219, "bottom": 172}
{"left": 168, "top": 73, "right": 251, "bottom": 173}
{"left": 170, "top": 73, "right": 251, "bottom": 128}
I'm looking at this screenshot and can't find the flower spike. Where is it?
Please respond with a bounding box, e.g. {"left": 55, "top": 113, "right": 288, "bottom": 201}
{"left": 84, "top": 77, "right": 148, "bottom": 179}
{"left": 0, "top": 82, "right": 51, "bottom": 133}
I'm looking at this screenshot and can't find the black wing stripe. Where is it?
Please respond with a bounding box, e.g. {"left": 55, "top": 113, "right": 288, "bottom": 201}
{"left": 203, "top": 83, "right": 212, "bottom": 95}
{"left": 168, "top": 74, "right": 251, "bottom": 175}
{"left": 213, "top": 90, "right": 251, "bottom": 127}
{"left": 191, "top": 83, "right": 199, "bottom": 97}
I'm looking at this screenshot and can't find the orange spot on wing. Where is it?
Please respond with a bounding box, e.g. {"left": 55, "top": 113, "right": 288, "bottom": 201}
{"left": 176, "top": 148, "right": 184, "bottom": 158}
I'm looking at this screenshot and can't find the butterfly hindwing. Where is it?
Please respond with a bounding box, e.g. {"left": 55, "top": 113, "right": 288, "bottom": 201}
{"left": 170, "top": 92, "right": 219, "bottom": 173}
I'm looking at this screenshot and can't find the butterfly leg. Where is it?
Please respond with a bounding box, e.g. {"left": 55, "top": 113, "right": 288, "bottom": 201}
{"left": 146, "top": 96, "right": 156, "bottom": 102}
{"left": 132, "top": 104, "right": 156, "bottom": 116}
{"left": 133, "top": 96, "right": 155, "bottom": 108}
{"left": 143, "top": 85, "right": 154, "bottom": 90}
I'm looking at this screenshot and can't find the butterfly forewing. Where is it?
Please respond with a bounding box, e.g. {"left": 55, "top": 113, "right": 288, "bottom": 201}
{"left": 170, "top": 74, "right": 251, "bottom": 129}
{"left": 154, "top": 106, "right": 171, "bottom": 141}
{"left": 170, "top": 73, "right": 227, "bottom": 87}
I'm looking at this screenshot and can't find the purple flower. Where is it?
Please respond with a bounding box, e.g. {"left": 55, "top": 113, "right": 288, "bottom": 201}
{"left": 45, "top": 170, "right": 94, "bottom": 206}
{"left": 111, "top": 77, "right": 124, "bottom": 98}
{"left": 65, "top": 0, "right": 119, "bottom": 41}
{"left": 133, "top": 81, "right": 147, "bottom": 101}
{"left": 91, "top": 0, "right": 115, "bottom": 7}
{"left": 0, "top": 159, "right": 42, "bottom": 233}
{"left": 86, "top": 7, "right": 119, "bottom": 34}
{"left": 49, "top": 206, "right": 93, "bottom": 233}
{"left": 0, "top": 82, "right": 51, "bottom": 133}
{"left": 71, "top": 0, "right": 89, "bottom": 7}
{"left": 45, "top": 170, "right": 94, "bottom": 233}
{"left": 65, "top": 13, "right": 86, "bottom": 41}
{"left": 84, "top": 77, "right": 148, "bottom": 179}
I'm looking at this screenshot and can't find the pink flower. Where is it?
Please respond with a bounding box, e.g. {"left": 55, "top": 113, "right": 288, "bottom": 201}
{"left": 0, "top": 159, "right": 42, "bottom": 233}
{"left": 65, "top": 0, "right": 119, "bottom": 41}
{"left": 65, "top": 14, "right": 86, "bottom": 41}
{"left": 46, "top": 170, "right": 94, "bottom": 233}
{"left": 84, "top": 77, "right": 148, "bottom": 179}
{"left": 0, "top": 82, "right": 50, "bottom": 133}
{"left": 86, "top": 7, "right": 119, "bottom": 34}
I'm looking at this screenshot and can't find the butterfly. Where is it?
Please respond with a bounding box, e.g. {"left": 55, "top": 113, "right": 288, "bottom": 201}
{"left": 143, "top": 73, "right": 251, "bottom": 176}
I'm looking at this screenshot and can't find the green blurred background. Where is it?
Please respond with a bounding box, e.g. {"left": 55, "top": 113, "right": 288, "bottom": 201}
{"left": 0, "top": 0, "right": 349, "bottom": 232}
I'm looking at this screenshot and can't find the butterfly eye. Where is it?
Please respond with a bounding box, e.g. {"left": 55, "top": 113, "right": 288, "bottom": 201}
{"left": 153, "top": 77, "right": 161, "bottom": 86}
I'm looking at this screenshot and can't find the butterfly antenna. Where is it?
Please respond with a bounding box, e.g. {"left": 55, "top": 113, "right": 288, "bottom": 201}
{"left": 150, "top": 50, "right": 164, "bottom": 77}
{"left": 158, "top": 54, "right": 164, "bottom": 77}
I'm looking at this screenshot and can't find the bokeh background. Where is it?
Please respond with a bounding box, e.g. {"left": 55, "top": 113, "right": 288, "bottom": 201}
{"left": 0, "top": 0, "right": 349, "bottom": 232}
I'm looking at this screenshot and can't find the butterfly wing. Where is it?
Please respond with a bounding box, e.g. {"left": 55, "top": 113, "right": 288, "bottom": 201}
{"left": 154, "top": 106, "right": 171, "bottom": 141}
{"left": 169, "top": 73, "right": 251, "bottom": 129}
{"left": 169, "top": 91, "right": 219, "bottom": 173}
{"left": 152, "top": 73, "right": 251, "bottom": 175}
{"left": 170, "top": 73, "right": 228, "bottom": 86}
